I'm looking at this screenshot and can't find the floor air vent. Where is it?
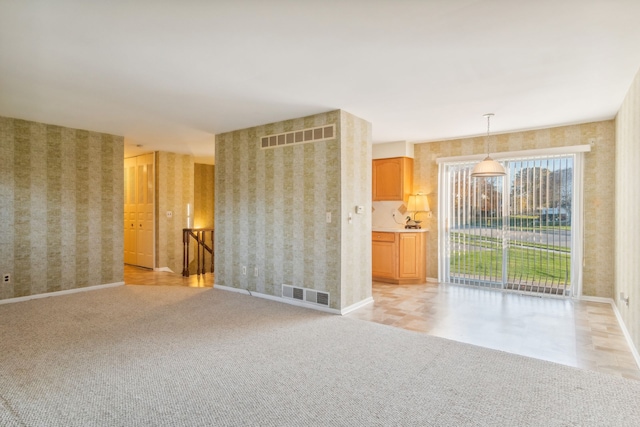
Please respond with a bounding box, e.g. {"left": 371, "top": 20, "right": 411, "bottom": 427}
{"left": 260, "top": 125, "right": 335, "bottom": 149}
{"left": 282, "top": 285, "right": 329, "bottom": 306}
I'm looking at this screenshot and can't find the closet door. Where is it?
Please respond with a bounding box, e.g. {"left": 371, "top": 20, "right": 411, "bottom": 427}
{"left": 124, "top": 153, "right": 155, "bottom": 268}
{"left": 124, "top": 157, "right": 137, "bottom": 265}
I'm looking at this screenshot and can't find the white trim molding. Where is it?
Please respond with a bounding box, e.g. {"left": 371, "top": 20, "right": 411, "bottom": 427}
{"left": 0, "top": 282, "right": 125, "bottom": 305}
{"left": 436, "top": 144, "right": 592, "bottom": 164}
{"left": 340, "top": 297, "right": 374, "bottom": 315}
{"left": 213, "top": 284, "right": 373, "bottom": 315}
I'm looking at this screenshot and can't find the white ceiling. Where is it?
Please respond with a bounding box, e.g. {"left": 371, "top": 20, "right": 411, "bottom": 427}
{"left": 2, "top": 1, "right": 640, "bottom": 164}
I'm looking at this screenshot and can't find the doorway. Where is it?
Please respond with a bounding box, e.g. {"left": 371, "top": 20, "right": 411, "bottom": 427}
{"left": 439, "top": 153, "right": 583, "bottom": 297}
{"left": 124, "top": 153, "right": 155, "bottom": 268}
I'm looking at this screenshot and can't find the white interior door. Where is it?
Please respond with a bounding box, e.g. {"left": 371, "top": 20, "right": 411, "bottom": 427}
{"left": 124, "top": 157, "right": 137, "bottom": 265}
{"left": 124, "top": 153, "right": 155, "bottom": 268}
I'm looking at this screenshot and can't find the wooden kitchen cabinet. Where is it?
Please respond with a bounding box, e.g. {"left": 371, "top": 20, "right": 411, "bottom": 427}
{"left": 372, "top": 157, "right": 413, "bottom": 201}
{"left": 372, "top": 231, "right": 426, "bottom": 284}
{"left": 398, "top": 233, "right": 425, "bottom": 279}
{"left": 372, "top": 232, "right": 396, "bottom": 279}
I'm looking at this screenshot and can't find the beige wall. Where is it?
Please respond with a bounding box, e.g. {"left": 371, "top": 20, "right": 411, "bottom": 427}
{"left": 414, "top": 120, "right": 615, "bottom": 298}
{"left": 615, "top": 67, "right": 640, "bottom": 355}
{"left": 215, "top": 110, "right": 371, "bottom": 310}
{"left": 156, "top": 151, "right": 194, "bottom": 273}
{"left": 339, "top": 110, "right": 373, "bottom": 308}
{"left": 0, "top": 116, "right": 124, "bottom": 300}
{"left": 194, "top": 163, "right": 215, "bottom": 229}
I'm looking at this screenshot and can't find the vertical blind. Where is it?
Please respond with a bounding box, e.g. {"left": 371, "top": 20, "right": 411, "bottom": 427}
{"left": 439, "top": 151, "right": 584, "bottom": 298}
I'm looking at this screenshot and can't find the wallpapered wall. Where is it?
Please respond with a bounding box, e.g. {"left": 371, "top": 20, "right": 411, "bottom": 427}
{"left": 339, "top": 110, "right": 372, "bottom": 308}
{"left": 0, "top": 116, "right": 124, "bottom": 300}
{"left": 414, "top": 120, "right": 616, "bottom": 298}
{"left": 215, "top": 110, "right": 371, "bottom": 310}
{"left": 194, "top": 163, "right": 215, "bottom": 229}
{"left": 615, "top": 67, "right": 640, "bottom": 355}
{"left": 156, "top": 152, "right": 194, "bottom": 273}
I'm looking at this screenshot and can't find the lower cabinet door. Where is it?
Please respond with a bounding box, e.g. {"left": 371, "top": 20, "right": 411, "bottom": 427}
{"left": 398, "top": 233, "right": 424, "bottom": 279}
{"left": 372, "top": 241, "right": 396, "bottom": 279}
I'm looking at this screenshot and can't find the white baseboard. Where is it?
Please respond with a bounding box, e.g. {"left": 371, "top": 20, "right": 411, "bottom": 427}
{"left": 154, "top": 267, "right": 174, "bottom": 273}
{"left": 427, "top": 277, "right": 439, "bottom": 284}
{"left": 579, "top": 295, "right": 613, "bottom": 304}
{"left": 0, "top": 281, "right": 125, "bottom": 305}
{"left": 214, "top": 285, "right": 373, "bottom": 315}
{"left": 340, "top": 297, "right": 374, "bottom": 315}
{"left": 580, "top": 295, "right": 640, "bottom": 370}
{"left": 610, "top": 301, "right": 640, "bottom": 370}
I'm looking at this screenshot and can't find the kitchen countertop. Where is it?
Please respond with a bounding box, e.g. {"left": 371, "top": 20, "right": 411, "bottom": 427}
{"left": 372, "top": 227, "right": 429, "bottom": 233}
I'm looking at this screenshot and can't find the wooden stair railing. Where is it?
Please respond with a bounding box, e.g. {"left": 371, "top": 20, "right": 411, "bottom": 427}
{"left": 182, "top": 228, "right": 214, "bottom": 277}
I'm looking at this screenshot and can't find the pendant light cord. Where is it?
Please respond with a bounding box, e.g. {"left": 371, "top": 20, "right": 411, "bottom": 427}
{"left": 484, "top": 113, "right": 494, "bottom": 155}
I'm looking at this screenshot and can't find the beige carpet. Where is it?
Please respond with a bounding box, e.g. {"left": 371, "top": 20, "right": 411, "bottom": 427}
{"left": 1, "top": 285, "right": 639, "bottom": 427}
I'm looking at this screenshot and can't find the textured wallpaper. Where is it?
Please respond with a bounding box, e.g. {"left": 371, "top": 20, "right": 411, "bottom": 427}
{"left": 0, "top": 116, "right": 124, "bottom": 300}
{"left": 414, "top": 120, "right": 616, "bottom": 298}
{"left": 339, "top": 110, "right": 373, "bottom": 308}
{"left": 615, "top": 67, "right": 640, "bottom": 354}
{"left": 215, "top": 110, "right": 371, "bottom": 310}
{"left": 156, "top": 152, "right": 194, "bottom": 273}
{"left": 194, "top": 163, "right": 215, "bottom": 229}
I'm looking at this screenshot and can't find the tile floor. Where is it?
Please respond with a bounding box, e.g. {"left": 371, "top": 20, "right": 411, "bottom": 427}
{"left": 123, "top": 266, "right": 640, "bottom": 380}
{"left": 347, "top": 281, "right": 640, "bottom": 381}
{"left": 124, "top": 264, "right": 214, "bottom": 288}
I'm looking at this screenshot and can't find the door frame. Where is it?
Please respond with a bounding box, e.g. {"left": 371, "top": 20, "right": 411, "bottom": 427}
{"left": 124, "top": 153, "right": 156, "bottom": 269}
{"left": 436, "top": 145, "right": 589, "bottom": 298}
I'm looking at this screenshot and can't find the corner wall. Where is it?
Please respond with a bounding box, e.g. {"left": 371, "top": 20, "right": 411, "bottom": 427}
{"left": 615, "top": 67, "right": 640, "bottom": 355}
{"left": 339, "top": 110, "right": 372, "bottom": 308}
{"left": 414, "top": 120, "right": 615, "bottom": 298}
{"left": 215, "top": 110, "right": 371, "bottom": 311}
{"left": 194, "top": 163, "right": 215, "bottom": 229}
{"left": 156, "top": 151, "right": 194, "bottom": 273}
{"left": 0, "top": 116, "right": 124, "bottom": 300}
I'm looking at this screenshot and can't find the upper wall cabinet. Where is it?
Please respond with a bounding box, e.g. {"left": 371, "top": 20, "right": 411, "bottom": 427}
{"left": 372, "top": 157, "right": 413, "bottom": 201}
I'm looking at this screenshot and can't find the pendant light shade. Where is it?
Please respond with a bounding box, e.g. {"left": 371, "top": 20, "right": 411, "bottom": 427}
{"left": 471, "top": 155, "right": 506, "bottom": 177}
{"left": 471, "top": 113, "right": 506, "bottom": 178}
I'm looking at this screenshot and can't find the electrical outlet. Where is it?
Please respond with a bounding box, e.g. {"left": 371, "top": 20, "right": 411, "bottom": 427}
{"left": 326, "top": 212, "right": 331, "bottom": 223}
{"left": 620, "top": 292, "right": 630, "bottom": 306}
{"left": 242, "top": 266, "right": 247, "bottom": 275}
{"left": 3, "top": 274, "right": 10, "bottom": 284}
{"left": 254, "top": 267, "right": 258, "bottom": 277}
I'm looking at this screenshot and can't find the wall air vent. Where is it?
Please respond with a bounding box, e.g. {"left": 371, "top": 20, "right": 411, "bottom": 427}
{"left": 260, "top": 125, "right": 335, "bottom": 150}
{"left": 282, "top": 284, "right": 330, "bottom": 306}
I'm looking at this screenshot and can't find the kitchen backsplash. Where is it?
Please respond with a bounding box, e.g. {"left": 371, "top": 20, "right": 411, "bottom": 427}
{"left": 372, "top": 200, "right": 408, "bottom": 229}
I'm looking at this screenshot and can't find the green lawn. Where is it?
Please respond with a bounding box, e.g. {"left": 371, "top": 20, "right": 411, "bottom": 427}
{"left": 450, "top": 246, "right": 570, "bottom": 285}
{"left": 450, "top": 232, "right": 570, "bottom": 253}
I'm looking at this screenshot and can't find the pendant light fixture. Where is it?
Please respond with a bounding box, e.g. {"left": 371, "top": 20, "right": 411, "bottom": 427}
{"left": 471, "top": 113, "right": 506, "bottom": 178}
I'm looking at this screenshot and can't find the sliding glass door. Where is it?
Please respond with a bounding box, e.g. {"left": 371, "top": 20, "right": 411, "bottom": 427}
{"left": 441, "top": 154, "right": 579, "bottom": 297}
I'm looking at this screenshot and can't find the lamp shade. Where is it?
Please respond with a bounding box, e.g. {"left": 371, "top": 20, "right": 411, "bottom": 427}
{"left": 471, "top": 155, "right": 506, "bottom": 177}
{"left": 407, "top": 193, "right": 430, "bottom": 213}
